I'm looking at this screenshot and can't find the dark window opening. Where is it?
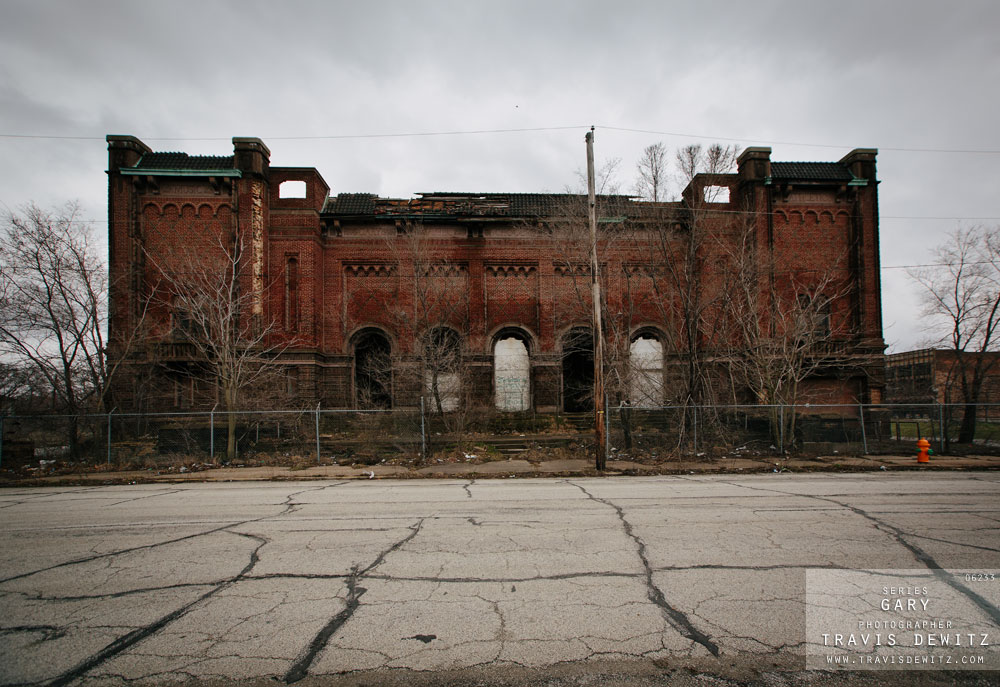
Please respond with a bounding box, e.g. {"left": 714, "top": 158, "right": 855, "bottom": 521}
{"left": 562, "top": 328, "right": 594, "bottom": 412}
{"left": 354, "top": 330, "right": 392, "bottom": 409}
{"left": 798, "top": 294, "right": 831, "bottom": 338}
{"left": 285, "top": 257, "right": 299, "bottom": 332}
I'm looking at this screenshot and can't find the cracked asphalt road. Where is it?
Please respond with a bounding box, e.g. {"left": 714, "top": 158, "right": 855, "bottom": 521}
{"left": 1, "top": 473, "right": 998, "bottom": 686}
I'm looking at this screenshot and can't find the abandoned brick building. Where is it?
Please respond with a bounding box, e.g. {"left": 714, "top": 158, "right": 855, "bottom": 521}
{"left": 106, "top": 135, "right": 886, "bottom": 413}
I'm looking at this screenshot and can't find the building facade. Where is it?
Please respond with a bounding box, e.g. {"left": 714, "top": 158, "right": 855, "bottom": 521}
{"left": 886, "top": 349, "right": 1000, "bottom": 410}
{"left": 106, "top": 135, "right": 886, "bottom": 413}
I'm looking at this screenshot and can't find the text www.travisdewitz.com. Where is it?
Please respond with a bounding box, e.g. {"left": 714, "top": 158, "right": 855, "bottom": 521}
{"left": 827, "top": 654, "right": 987, "bottom": 665}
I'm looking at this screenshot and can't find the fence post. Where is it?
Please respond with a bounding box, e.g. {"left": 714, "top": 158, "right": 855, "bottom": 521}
{"left": 859, "top": 403, "right": 868, "bottom": 455}
{"left": 604, "top": 393, "right": 610, "bottom": 462}
{"left": 107, "top": 409, "right": 114, "bottom": 466}
{"left": 938, "top": 403, "right": 945, "bottom": 454}
{"left": 693, "top": 405, "right": 698, "bottom": 453}
{"left": 778, "top": 405, "right": 784, "bottom": 453}
{"left": 420, "top": 396, "right": 426, "bottom": 461}
{"left": 0, "top": 413, "right": 4, "bottom": 470}
{"left": 315, "top": 402, "right": 321, "bottom": 464}
{"left": 210, "top": 405, "right": 216, "bottom": 461}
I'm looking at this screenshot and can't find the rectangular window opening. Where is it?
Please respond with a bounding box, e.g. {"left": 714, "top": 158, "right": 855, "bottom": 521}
{"left": 703, "top": 185, "right": 730, "bottom": 203}
{"left": 279, "top": 180, "right": 307, "bottom": 199}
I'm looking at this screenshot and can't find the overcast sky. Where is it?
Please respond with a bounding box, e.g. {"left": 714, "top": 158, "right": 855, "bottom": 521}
{"left": 1, "top": 0, "right": 998, "bottom": 352}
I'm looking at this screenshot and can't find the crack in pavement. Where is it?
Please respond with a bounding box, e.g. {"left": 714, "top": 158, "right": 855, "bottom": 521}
{"left": 0, "top": 624, "right": 66, "bottom": 641}
{"left": 0, "top": 522, "right": 242, "bottom": 585}
{"left": 0, "top": 483, "right": 345, "bottom": 586}
{"left": 209, "top": 564, "right": 829, "bottom": 588}
{"left": 45, "top": 530, "right": 269, "bottom": 687}
{"left": 284, "top": 518, "right": 426, "bottom": 684}
{"left": 103, "top": 489, "right": 184, "bottom": 507}
{"left": 2, "top": 581, "right": 221, "bottom": 602}
{"left": 827, "top": 498, "right": 1000, "bottom": 626}
{"left": 462, "top": 480, "right": 475, "bottom": 499}
{"left": 1, "top": 483, "right": 350, "bottom": 685}
{"left": 907, "top": 531, "right": 1000, "bottom": 553}
{"left": 0, "top": 487, "right": 109, "bottom": 510}
{"left": 706, "top": 477, "right": 1000, "bottom": 627}
{"left": 565, "top": 481, "right": 720, "bottom": 657}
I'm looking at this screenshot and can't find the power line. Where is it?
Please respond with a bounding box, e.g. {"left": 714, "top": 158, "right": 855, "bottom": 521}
{"left": 0, "top": 126, "right": 587, "bottom": 142}
{"left": 599, "top": 126, "right": 1000, "bottom": 155}
{"left": 881, "top": 260, "right": 1000, "bottom": 270}
{"left": 0, "top": 123, "right": 998, "bottom": 155}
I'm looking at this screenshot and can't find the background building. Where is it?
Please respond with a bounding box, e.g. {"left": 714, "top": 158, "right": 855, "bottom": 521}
{"left": 886, "top": 348, "right": 1000, "bottom": 410}
{"left": 106, "top": 135, "right": 885, "bottom": 414}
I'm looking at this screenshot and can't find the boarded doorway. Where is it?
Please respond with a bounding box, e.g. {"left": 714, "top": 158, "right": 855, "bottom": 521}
{"left": 494, "top": 334, "right": 530, "bottom": 411}
{"left": 629, "top": 333, "right": 664, "bottom": 408}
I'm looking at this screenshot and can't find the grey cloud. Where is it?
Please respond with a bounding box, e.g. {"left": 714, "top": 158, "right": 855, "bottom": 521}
{"left": 0, "top": 0, "right": 998, "bottom": 352}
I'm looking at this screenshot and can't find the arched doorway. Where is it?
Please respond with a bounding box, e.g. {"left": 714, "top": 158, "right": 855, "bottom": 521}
{"left": 561, "top": 327, "right": 594, "bottom": 412}
{"left": 353, "top": 329, "right": 392, "bottom": 408}
{"left": 494, "top": 331, "right": 530, "bottom": 411}
{"left": 629, "top": 332, "right": 664, "bottom": 408}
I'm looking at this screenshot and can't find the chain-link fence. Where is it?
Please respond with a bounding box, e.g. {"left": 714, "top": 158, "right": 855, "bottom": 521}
{"left": 3, "top": 402, "right": 999, "bottom": 470}
{"left": 0, "top": 406, "right": 425, "bottom": 470}
{"left": 605, "top": 402, "right": 1000, "bottom": 459}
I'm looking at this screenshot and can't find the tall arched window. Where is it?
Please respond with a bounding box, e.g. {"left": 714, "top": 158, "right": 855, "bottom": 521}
{"left": 353, "top": 329, "right": 392, "bottom": 409}
{"left": 561, "top": 327, "right": 594, "bottom": 412}
{"left": 494, "top": 333, "right": 530, "bottom": 411}
{"left": 284, "top": 256, "right": 298, "bottom": 332}
{"left": 629, "top": 333, "right": 664, "bottom": 408}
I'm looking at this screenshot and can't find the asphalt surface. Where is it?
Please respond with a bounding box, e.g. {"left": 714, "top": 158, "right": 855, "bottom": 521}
{"left": 1, "top": 474, "right": 998, "bottom": 686}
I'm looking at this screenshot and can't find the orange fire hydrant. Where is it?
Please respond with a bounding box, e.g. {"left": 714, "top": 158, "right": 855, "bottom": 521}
{"left": 916, "top": 438, "right": 931, "bottom": 463}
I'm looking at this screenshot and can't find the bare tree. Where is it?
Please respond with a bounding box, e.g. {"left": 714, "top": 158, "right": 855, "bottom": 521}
{"left": 547, "top": 143, "right": 742, "bottom": 449}
{"left": 383, "top": 225, "right": 471, "bottom": 422}
{"left": 651, "top": 144, "right": 740, "bottom": 411}
{"left": 573, "top": 156, "right": 622, "bottom": 197}
{"left": 674, "top": 143, "right": 741, "bottom": 192}
{"left": 722, "top": 219, "right": 853, "bottom": 448}
{"left": 0, "top": 203, "right": 116, "bottom": 455}
{"left": 634, "top": 142, "right": 668, "bottom": 201}
{"left": 910, "top": 226, "right": 1000, "bottom": 444}
{"left": 544, "top": 185, "right": 635, "bottom": 413}
{"left": 146, "top": 228, "right": 287, "bottom": 461}
{"left": 0, "top": 362, "right": 45, "bottom": 413}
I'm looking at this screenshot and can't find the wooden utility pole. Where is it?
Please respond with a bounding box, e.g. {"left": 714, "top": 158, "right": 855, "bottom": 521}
{"left": 586, "top": 127, "right": 606, "bottom": 470}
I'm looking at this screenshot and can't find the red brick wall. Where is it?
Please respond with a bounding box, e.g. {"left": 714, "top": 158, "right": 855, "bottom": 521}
{"left": 108, "top": 139, "right": 886, "bottom": 410}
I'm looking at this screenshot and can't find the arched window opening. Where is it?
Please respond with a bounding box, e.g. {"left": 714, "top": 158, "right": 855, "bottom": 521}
{"left": 354, "top": 330, "right": 392, "bottom": 409}
{"left": 562, "top": 328, "right": 594, "bottom": 412}
{"left": 629, "top": 333, "right": 664, "bottom": 408}
{"left": 424, "top": 327, "right": 461, "bottom": 413}
{"left": 494, "top": 335, "right": 530, "bottom": 411}
{"left": 285, "top": 257, "right": 299, "bottom": 332}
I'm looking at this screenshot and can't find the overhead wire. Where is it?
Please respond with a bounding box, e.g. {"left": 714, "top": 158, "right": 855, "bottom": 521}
{"left": 0, "top": 124, "right": 997, "bottom": 155}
